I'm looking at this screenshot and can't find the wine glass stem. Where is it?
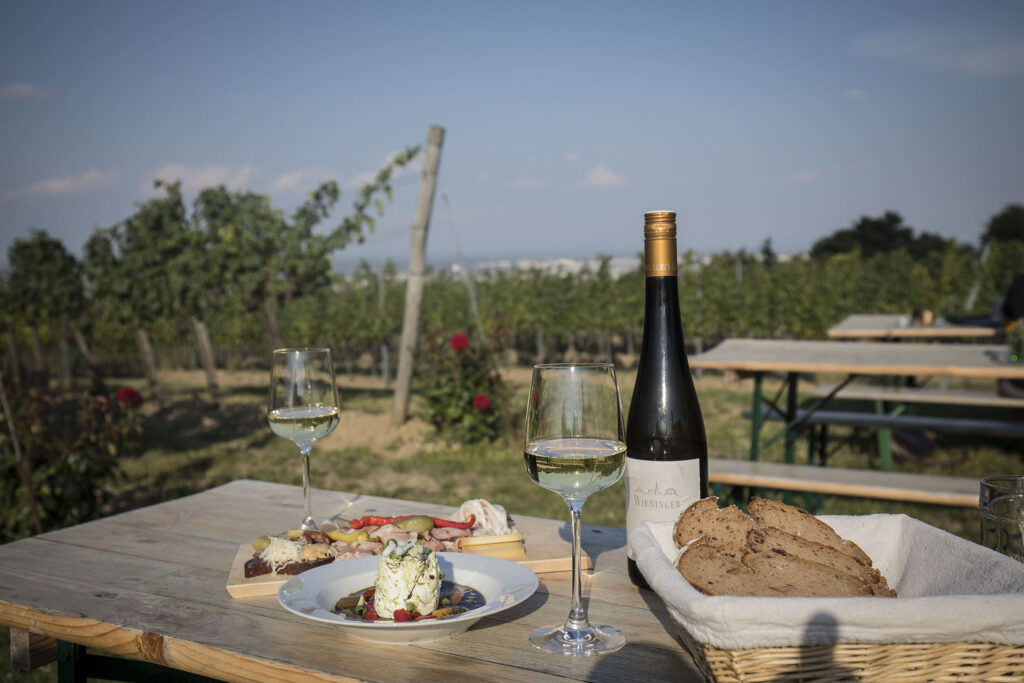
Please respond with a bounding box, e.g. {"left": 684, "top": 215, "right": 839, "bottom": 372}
{"left": 563, "top": 497, "right": 591, "bottom": 634}
{"left": 300, "top": 444, "right": 316, "bottom": 530}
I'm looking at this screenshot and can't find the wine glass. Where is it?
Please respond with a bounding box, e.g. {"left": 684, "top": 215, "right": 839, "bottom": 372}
{"left": 269, "top": 347, "right": 340, "bottom": 531}
{"left": 523, "top": 362, "right": 627, "bottom": 656}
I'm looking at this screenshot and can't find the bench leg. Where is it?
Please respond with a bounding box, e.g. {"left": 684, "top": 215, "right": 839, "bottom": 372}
{"left": 873, "top": 399, "right": 894, "bottom": 471}
{"left": 749, "top": 373, "right": 763, "bottom": 462}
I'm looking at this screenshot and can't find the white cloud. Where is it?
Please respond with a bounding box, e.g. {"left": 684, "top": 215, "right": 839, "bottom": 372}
{"left": 779, "top": 168, "right": 825, "bottom": 185}
{"left": 0, "top": 82, "right": 55, "bottom": 100}
{"left": 29, "top": 169, "right": 118, "bottom": 196}
{"left": 269, "top": 166, "right": 337, "bottom": 193}
{"left": 845, "top": 87, "right": 867, "bottom": 99}
{"left": 852, "top": 26, "right": 1024, "bottom": 78}
{"left": 577, "top": 164, "right": 627, "bottom": 189}
{"left": 147, "top": 163, "right": 254, "bottom": 193}
{"left": 505, "top": 177, "right": 546, "bottom": 189}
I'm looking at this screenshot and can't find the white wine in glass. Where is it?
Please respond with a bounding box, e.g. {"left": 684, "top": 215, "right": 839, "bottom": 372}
{"left": 269, "top": 348, "right": 340, "bottom": 531}
{"left": 523, "top": 363, "right": 627, "bottom": 656}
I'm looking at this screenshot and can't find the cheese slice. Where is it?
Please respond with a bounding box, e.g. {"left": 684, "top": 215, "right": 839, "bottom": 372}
{"left": 460, "top": 540, "right": 527, "bottom": 560}
{"left": 459, "top": 530, "right": 523, "bottom": 547}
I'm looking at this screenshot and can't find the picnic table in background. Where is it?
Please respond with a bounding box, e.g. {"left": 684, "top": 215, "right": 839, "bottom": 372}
{"left": 0, "top": 480, "right": 700, "bottom": 682}
{"left": 688, "top": 338, "right": 1024, "bottom": 471}
{"left": 828, "top": 313, "right": 998, "bottom": 340}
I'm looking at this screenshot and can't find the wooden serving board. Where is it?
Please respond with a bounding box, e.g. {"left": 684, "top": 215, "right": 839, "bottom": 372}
{"left": 227, "top": 514, "right": 590, "bottom": 598}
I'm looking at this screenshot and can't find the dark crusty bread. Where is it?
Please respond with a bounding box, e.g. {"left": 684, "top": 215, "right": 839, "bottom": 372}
{"left": 677, "top": 543, "right": 874, "bottom": 597}
{"left": 747, "top": 497, "right": 873, "bottom": 566}
{"left": 672, "top": 497, "right": 896, "bottom": 598}
{"left": 673, "top": 497, "right": 757, "bottom": 548}
{"left": 746, "top": 528, "right": 896, "bottom": 597}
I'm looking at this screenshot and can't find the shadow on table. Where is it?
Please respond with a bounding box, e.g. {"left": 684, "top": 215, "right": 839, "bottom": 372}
{"left": 551, "top": 522, "right": 625, "bottom": 569}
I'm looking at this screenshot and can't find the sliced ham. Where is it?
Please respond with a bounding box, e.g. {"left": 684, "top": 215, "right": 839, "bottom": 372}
{"left": 430, "top": 526, "right": 473, "bottom": 540}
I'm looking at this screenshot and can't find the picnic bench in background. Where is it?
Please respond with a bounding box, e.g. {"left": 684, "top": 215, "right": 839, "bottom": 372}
{"left": 827, "top": 313, "right": 998, "bottom": 340}
{"left": 689, "top": 339, "right": 1024, "bottom": 507}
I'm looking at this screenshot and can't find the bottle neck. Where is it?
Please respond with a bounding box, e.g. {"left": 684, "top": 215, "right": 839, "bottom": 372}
{"left": 644, "top": 237, "right": 677, "bottom": 278}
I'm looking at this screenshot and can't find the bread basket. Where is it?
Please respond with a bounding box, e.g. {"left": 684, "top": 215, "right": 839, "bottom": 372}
{"left": 632, "top": 514, "right": 1024, "bottom": 681}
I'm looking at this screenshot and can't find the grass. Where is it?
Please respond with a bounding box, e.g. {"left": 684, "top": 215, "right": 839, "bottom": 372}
{"left": 96, "top": 367, "right": 1021, "bottom": 540}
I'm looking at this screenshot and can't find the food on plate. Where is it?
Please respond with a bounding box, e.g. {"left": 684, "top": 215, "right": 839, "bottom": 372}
{"left": 672, "top": 497, "right": 896, "bottom": 598}
{"left": 243, "top": 534, "right": 336, "bottom": 578}
{"left": 371, "top": 538, "right": 442, "bottom": 619}
{"left": 242, "top": 498, "right": 523, "bottom": 579}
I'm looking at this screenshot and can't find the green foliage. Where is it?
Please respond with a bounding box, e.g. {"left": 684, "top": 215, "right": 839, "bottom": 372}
{"left": 810, "top": 211, "right": 961, "bottom": 261}
{"left": 1, "top": 387, "right": 141, "bottom": 542}
{"left": 983, "top": 204, "right": 1024, "bottom": 244}
{"left": 418, "top": 331, "right": 507, "bottom": 443}
{"left": 7, "top": 230, "right": 84, "bottom": 328}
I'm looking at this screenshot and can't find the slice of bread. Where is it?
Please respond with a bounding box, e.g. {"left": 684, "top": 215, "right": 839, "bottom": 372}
{"left": 674, "top": 497, "right": 758, "bottom": 548}
{"left": 677, "top": 543, "right": 873, "bottom": 597}
{"left": 747, "top": 497, "right": 872, "bottom": 566}
{"left": 746, "top": 528, "right": 895, "bottom": 597}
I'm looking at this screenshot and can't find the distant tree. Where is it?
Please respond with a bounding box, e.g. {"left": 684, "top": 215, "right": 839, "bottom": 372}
{"left": 760, "top": 237, "right": 778, "bottom": 269}
{"left": 811, "top": 211, "right": 957, "bottom": 261}
{"left": 982, "top": 204, "right": 1024, "bottom": 244}
{"left": 6, "top": 230, "right": 85, "bottom": 387}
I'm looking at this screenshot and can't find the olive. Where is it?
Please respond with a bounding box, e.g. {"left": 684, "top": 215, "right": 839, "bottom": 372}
{"left": 251, "top": 535, "right": 271, "bottom": 552}
{"left": 393, "top": 515, "right": 435, "bottom": 532}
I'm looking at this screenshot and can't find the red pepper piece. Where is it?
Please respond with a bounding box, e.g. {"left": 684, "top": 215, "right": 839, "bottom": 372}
{"left": 364, "top": 602, "right": 378, "bottom": 621}
{"left": 362, "top": 588, "right": 375, "bottom": 599}
{"left": 393, "top": 609, "right": 412, "bottom": 622}
{"left": 431, "top": 514, "right": 475, "bottom": 529}
{"left": 350, "top": 514, "right": 415, "bottom": 529}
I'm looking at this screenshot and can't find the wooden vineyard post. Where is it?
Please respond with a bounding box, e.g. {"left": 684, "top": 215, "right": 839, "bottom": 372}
{"left": 391, "top": 125, "right": 445, "bottom": 426}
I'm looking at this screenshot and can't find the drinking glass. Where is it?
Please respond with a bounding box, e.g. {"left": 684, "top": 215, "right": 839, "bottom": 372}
{"left": 523, "top": 363, "right": 627, "bottom": 656}
{"left": 981, "top": 475, "right": 1024, "bottom": 560}
{"left": 269, "top": 348, "right": 340, "bottom": 530}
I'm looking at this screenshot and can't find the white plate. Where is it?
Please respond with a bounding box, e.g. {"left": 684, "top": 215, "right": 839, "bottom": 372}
{"left": 277, "top": 551, "right": 539, "bottom": 644}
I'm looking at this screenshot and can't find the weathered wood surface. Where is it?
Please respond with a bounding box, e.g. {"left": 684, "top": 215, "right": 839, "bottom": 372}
{"left": 0, "top": 480, "right": 699, "bottom": 682}
{"left": 708, "top": 458, "right": 980, "bottom": 507}
{"left": 810, "top": 383, "right": 1024, "bottom": 408}
{"left": 689, "top": 339, "right": 1024, "bottom": 380}
{"left": 828, "top": 314, "right": 997, "bottom": 339}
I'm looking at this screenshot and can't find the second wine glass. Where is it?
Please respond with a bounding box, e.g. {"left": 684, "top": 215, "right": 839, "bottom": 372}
{"left": 523, "top": 362, "right": 627, "bottom": 656}
{"left": 269, "top": 347, "right": 340, "bottom": 531}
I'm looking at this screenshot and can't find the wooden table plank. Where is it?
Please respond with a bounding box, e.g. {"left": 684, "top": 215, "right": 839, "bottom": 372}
{"left": 0, "top": 480, "right": 701, "bottom": 682}
{"left": 689, "top": 338, "right": 1024, "bottom": 379}
{"left": 828, "top": 314, "right": 997, "bottom": 339}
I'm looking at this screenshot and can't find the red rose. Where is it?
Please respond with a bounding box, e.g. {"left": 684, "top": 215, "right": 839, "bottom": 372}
{"left": 450, "top": 333, "right": 469, "bottom": 351}
{"left": 114, "top": 386, "right": 142, "bottom": 407}
{"left": 473, "top": 394, "right": 491, "bottom": 412}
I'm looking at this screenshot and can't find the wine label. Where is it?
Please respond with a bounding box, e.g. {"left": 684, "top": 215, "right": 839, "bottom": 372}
{"left": 625, "top": 457, "right": 702, "bottom": 559}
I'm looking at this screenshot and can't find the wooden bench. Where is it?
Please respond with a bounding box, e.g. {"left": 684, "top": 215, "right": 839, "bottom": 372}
{"left": 752, "top": 407, "right": 1024, "bottom": 438}
{"left": 810, "top": 384, "right": 1024, "bottom": 409}
{"left": 708, "top": 457, "right": 979, "bottom": 507}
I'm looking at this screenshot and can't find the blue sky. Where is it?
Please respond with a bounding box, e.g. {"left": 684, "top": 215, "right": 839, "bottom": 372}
{"left": 1, "top": 1, "right": 1022, "bottom": 271}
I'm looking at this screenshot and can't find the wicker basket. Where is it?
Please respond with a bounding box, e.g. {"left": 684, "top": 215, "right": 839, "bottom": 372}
{"left": 675, "top": 625, "right": 1024, "bottom": 682}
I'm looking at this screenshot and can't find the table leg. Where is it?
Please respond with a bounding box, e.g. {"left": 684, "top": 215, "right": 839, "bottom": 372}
{"left": 784, "top": 372, "right": 798, "bottom": 465}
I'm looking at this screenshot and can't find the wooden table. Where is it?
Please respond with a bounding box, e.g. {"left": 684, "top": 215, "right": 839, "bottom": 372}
{"left": 689, "top": 338, "right": 1024, "bottom": 469}
{"left": 0, "top": 480, "right": 700, "bottom": 682}
{"left": 828, "top": 314, "right": 998, "bottom": 339}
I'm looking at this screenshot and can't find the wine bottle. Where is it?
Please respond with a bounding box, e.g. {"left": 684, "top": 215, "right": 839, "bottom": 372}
{"left": 625, "top": 210, "right": 708, "bottom": 588}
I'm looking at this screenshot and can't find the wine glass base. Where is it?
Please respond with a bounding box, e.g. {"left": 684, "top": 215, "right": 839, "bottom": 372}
{"left": 299, "top": 517, "right": 318, "bottom": 531}
{"left": 529, "top": 624, "right": 626, "bottom": 656}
